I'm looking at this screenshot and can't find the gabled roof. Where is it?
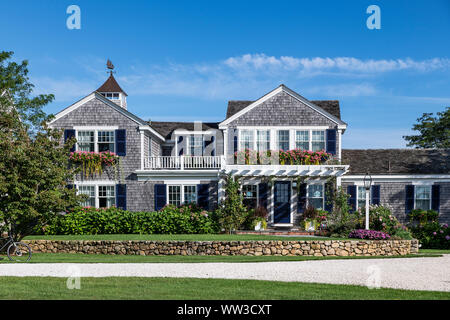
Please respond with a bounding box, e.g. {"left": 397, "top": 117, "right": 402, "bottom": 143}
{"left": 47, "top": 92, "right": 165, "bottom": 141}
{"left": 219, "top": 84, "right": 347, "bottom": 128}
{"left": 150, "top": 121, "right": 219, "bottom": 139}
{"left": 226, "top": 99, "right": 341, "bottom": 120}
{"left": 342, "top": 149, "right": 450, "bottom": 175}
{"left": 97, "top": 73, "right": 128, "bottom": 96}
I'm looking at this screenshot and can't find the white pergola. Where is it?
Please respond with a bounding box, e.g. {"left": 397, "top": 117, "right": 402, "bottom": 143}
{"left": 222, "top": 164, "right": 349, "bottom": 177}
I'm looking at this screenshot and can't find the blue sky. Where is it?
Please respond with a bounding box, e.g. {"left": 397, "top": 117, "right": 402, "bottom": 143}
{"left": 1, "top": 0, "right": 449, "bottom": 148}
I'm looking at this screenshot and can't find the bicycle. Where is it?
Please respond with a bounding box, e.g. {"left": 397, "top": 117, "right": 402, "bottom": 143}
{"left": 0, "top": 235, "right": 32, "bottom": 262}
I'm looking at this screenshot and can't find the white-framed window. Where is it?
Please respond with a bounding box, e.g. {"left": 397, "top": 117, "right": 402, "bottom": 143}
{"left": 415, "top": 185, "right": 431, "bottom": 210}
{"left": 102, "top": 92, "right": 120, "bottom": 100}
{"left": 98, "top": 131, "right": 115, "bottom": 152}
{"left": 98, "top": 185, "right": 115, "bottom": 208}
{"left": 239, "top": 130, "right": 254, "bottom": 150}
{"left": 311, "top": 130, "right": 325, "bottom": 151}
{"left": 76, "top": 184, "right": 115, "bottom": 208}
{"left": 77, "top": 131, "right": 95, "bottom": 152}
{"left": 168, "top": 185, "right": 182, "bottom": 206}
{"left": 168, "top": 185, "right": 198, "bottom": 206}
{"left": 189, "top": 135, "right": 204, "bottom": 156}
{"left": 184, "top": 185, "right": 197, "bottom": 204}
{"left": 357, "top": 186, "right": 372, "bottom": 210}
{"left": 307, "top": 184, "right": 324, "bottom": 209}
{"left": 277, "top": 130, "right": 290, "bottom": 151}
{"left": 242, "top": 184, "right": 258, "bottom": 208}
{"left": 76, "top": 129, "right": 116, "bottom": 153}
{"left": 256, "top": 130, "right": 270, "bottom": 152}
{"left": 295, "top": 130, "right": 309, "bottom": 150}
{"left": 78, "top": 185, "right": 95, "bottom": 207}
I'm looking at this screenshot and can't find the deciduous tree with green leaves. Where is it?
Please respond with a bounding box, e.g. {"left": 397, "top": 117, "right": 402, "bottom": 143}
{"left": 0, "top": 51, "right": 83, "bottom": 241}
{"left": 403, "top": 107, "right": 450, "bottom": 148}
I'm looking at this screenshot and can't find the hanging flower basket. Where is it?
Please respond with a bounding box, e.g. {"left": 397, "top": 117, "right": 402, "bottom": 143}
{"left": 69, "top": 151, "right": 119, "bottom": 178}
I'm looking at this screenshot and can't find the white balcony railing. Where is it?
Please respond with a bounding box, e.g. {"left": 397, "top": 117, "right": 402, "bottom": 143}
{"left": 144, "top": 156, "right": 223, "bottom": 170}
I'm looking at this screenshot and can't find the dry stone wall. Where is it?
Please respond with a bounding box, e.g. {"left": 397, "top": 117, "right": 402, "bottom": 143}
{"left": 24, "top": 239, "right": 419, "bottom": 256}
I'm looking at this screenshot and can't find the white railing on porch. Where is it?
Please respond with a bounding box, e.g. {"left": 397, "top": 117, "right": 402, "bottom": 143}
{"left": 144, "top": 156, "right": 223, "bottom": 170}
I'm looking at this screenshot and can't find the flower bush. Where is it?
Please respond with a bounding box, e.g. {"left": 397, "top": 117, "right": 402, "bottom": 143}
{"left": 42, "top": 204, "right": 220, "bottom": 235}
{"left": 69, "top": 151, "right": 119, "bottom": 178}
{"left": 349, "top": 229, "right": 391, "bottom": 240}
{"left": 233, "top": 149, "right": 332, "bottom": 165}
{"left": 408, "top": 209, "right": 449, "bottom": 249}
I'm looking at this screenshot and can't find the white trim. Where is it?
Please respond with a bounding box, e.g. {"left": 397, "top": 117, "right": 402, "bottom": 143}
{"left": 138, "top": 126, "right": 166, "bottom": 142}
{"left": 165, "top": 180, "right": 203, "bottom": 185}
{"left": 74, "top": 126, "right": 118, "bottom": 130}
{"left": 174, "top": 130, "right": 216, "bottom": 135}
{"left": 413, "top": 185, "right": 432, "bottom": 210}
{"left": 166, "top": 184, "right": 198, "bottom": 206}
{"left": 140, "top": 131, "right": 145, "bottom": 170}
{"left": 74, "top": 181, "right": 116, "bottom": 209}
{"left": 219, "top": 85, "right": 347, "bottom": 128}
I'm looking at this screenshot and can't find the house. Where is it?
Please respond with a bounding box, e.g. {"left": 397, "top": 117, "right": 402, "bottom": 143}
{"left": 48, "top": 70, "right": 450, "bottom": 226}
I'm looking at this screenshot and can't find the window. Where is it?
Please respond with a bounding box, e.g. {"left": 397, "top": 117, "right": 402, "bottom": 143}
{"left": 242, "top": 184, "right": 258, "bottom": 209}
{"left": 103, "top": 92, "right": 120, "bottom": 100}
{"left": 78, "top": 185, "right": 95, "bottom": 207}
{"left": 311, "top": 130, "right": 325, "bottom": 151}
{"left": 189, "top": 136, "right": 203, "bottom": 156}
{"left": 184, "top": 185, "right": 197, "bottom": 204}
{"left": 98, "top": 185, "right": 115, "bottom": 208}
{"left": 256, "top": 130, "right": 270, "bottom": 152}
{"left": 168, "top": 185, "right": 197, "bottom": 206}
{"left": 277, "top": 130, "right": 290, "bottom": 151}
{"left": 98, "top": 131, "right": 115, "bottom": 152}
{"left": 308, "top": 184, "right": 324, "bottom": 209}
{"left": 357, "top": 186, "right": 368, "bottom": 209}
{"left": 240, "top": 130, "right": 254, "bottom": 150}
{"left": 415, "top": 186, "right": 431, "bottom": 210}
{"left": 295, "top": 130, "right": 309, "bottom": 150}
{"left": 168, "top": 185, "right": 181, "bottom": 206}
{"left": 77, "top": 131, "right": 95, "bottom": 152}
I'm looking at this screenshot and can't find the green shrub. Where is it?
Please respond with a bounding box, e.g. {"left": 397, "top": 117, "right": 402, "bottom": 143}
{"left": 409, "top": 221, "right": 449, "bottom": 249}
{"left": 42, "top": 204, "right": 220, "bottom": 235}
{"left": 408, "top": 209, "right": 439, "bottom": 224}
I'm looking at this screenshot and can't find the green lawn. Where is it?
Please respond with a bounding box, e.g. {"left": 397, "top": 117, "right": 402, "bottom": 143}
{"left": 0, "top": 252, "right": 441, "bottom": 264}
{"left": 0, "top": 277, "right": 448, "bottom": 300}
{"left": 419, "top": 249, "right": 450, "bottom": 255}
{"left": 23, "top": 234, "right": 342, "bottom": 241}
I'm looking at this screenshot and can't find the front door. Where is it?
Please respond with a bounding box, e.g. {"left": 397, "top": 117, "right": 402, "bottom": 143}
{"left": 274, "top": 181, "right": 291, "bottom": 223}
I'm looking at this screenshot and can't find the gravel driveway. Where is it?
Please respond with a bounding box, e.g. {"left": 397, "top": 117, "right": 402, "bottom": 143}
{"left": 1, "top": 255, "right": 449, "bottom": 292}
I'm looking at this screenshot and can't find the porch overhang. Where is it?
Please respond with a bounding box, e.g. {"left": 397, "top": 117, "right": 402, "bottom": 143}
{"left": 222, "top": 165, "right": 349, "bottom": 177}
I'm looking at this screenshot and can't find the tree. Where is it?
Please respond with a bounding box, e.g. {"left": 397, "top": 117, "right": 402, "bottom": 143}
{"left": 216, "top": 174, "right": 249, "bottom": 233}
{"left": 403, "top": 107, "right": 450, "bottom": 148}
{"left": 0, "top": 51, "right": 83, "bottom": 240}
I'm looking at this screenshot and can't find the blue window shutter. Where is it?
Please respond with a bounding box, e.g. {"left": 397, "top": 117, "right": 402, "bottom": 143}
{"left": 154, "top": 184, "right": 166, "bottom": 211}
{"left": 297, "top": 183, "right": 307, "bottom": 213}
{"left": 64, "top": 129, "right": 76, "bottom": 152}
{"left": 326, "top": 129, "right": 337, "bottom": 155}
{"left": 116, "top": 184, "right": 127, "bottom": 210}
{"left": 197, "top": 184, "right": 209, "bottom": 210}
{"left": 347, "top": 185, "right": 357, "bottom": 211}
{"left": 431, "top": 185, "right": 440, "bottom": 212}
{"left": 115, "top": 129, "right": 126, "bottom": 156}
{"left": 258, "top": 183, "right": 268, "bottom": 209}
{"left": 178, "top": 136, "right": 184, "bottom": 156}
{"left": 233, "top": 136, "right": 238, "bottom": 153}
{"left": 371, "top": 185, "right": 380, "bottom": 205}
{"left": 324, "top": 182, "right": 334, "bottom": 212}
{"left": 405, "top": 185, "right": 415, "bottom": 214}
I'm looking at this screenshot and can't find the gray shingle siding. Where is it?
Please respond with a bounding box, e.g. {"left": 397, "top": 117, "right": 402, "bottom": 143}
{"left": 227, "top": 91, "right": 338, "bottom": 127}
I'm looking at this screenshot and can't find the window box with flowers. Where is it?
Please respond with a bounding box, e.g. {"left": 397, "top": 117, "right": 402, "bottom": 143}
{"left": 69, "top": 151, "right": 121, "bottom": 178}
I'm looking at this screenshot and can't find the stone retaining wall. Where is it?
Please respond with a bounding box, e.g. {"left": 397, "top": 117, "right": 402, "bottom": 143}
{"left": 24, "top": 239, "right": 419, "bottom": 257}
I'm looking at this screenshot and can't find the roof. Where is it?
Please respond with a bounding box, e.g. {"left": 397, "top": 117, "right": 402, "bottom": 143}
{"left": 225, "top": 99, "right": 341, "bottom": 120}
{"left": 342, "top": 149, "right": 450, "bottom": 175}
{"left": 97, "top": 73, "right": 128, "bottom": 96}
{"left": 150, "top": 121, "right": 219, "bottom": 139}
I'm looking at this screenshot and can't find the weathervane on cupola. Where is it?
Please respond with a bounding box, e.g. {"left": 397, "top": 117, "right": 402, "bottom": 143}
{"left": 106, "top": 59, "right": 115, "bottom": 75}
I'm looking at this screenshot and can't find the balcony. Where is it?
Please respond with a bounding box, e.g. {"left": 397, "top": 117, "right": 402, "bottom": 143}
{"left": 144, "top": 156, "right": 223, "bottom": 170}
